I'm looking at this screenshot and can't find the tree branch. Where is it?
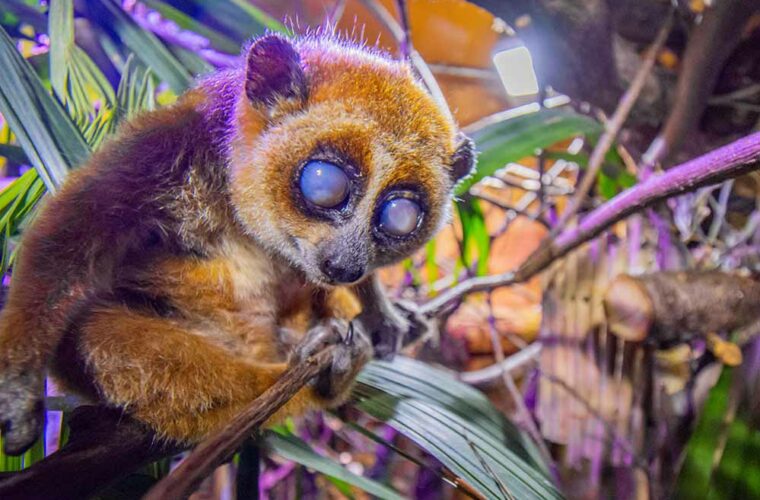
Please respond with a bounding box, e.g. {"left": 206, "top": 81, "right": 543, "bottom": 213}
{"left": 357, "top": 0, "right": 449, "bottom": 112}
{"left": 421, "top": 132, "right": 760, "bottom": 316}
{"left": 394, "top": 0, "right": 411, "bottom": 61}
{"left": 143, "top": 346, "right": 336, "bottom": 500}
{"left": 0, "top": 406, "right": 180, "bottom": 500}
{"left": 555, "top": 11, "right": 673, "bottom": 229}
{"left": 603, "top": 271, "right": 760, "bottom": 345}
{"left": 458, "top": 343, "right": 541, "bottom": 387}
{"left": 654, "top": 0, "right": 760, "bottom": 165}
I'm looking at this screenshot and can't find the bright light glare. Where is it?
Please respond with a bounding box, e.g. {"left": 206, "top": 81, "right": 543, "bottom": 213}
{"left": 493, "top": 46, "right": 539, "bottom": 97}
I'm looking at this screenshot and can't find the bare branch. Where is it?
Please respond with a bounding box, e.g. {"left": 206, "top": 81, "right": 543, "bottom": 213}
{"left": 421, "top": 132, "right": 760, "bottom": 316}
{"left": 555, "top": 11, "right": 673, "bottom": 228}
{"left": 484, "top": 295, "right": 555, "bottom": 473}
{"left": 654, "top": 0, "right": 760, "bottom": 165}
{"left": 473, "top": 192, "right": 551, "bottom": 228}
{"left": 144, "top": 347, "right": 336, "bottom": 500}
{"left": 357, "top": 0, "right": 449, "bottom": 112}
{"left": 458, "top": 343, "right": 541, "bottom": 387}
{"left": 604, "top": 271, "right": 760, "bottom": 346}
{"left": 394, "top": 0, "right": 411, "bottom": 61}
{"left": 464, "top": 432, "right": 515, "bottom": 500}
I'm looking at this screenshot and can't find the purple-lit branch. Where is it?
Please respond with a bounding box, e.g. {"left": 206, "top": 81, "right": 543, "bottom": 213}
{"left": 554, "top": 132, "right": 760, "bottom": 250}
{"left": 394, "top": 0, "right": 411, "bottom": 61}
{"left": 421, "top": 131, "right": 760, "bottom": 316}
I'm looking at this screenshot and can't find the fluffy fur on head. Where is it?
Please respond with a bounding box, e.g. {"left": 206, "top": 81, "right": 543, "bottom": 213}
{"left": 226, "top": 34, "right": 474, "bottom": 285}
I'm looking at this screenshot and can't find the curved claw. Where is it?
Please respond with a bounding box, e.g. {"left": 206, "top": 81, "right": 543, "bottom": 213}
{"left": 293, "top": 319, "right": 371, "bottom": 402}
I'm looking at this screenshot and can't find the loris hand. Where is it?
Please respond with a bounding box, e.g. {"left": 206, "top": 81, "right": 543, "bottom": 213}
{"left": 291, "top": 319, "right": 372, "bottom": 403}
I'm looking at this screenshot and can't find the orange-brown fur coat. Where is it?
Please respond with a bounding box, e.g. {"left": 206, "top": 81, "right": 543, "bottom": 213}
{"left": 0, "top": 34, "right": 474, "bottom": 453}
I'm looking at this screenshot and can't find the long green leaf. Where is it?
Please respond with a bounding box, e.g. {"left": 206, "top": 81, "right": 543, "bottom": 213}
{"left": 0, "top": 24, "right": 89, "bottom": 190}
{"left": 116, "top": 56, "right": 156, "bottom": 123}
{"left": 49, "top": 0, "right": 116, "bottom": 146}
{"left": 0, "top": 169, "right": 45, "bottom": 277}
{"left": 85, "top": 0, "right": 192, "bottom": 93}
{"left": 265, "top": 431, "right": 405, "bottom": 500}
{"left": 675, "top": 368, "right": 733, "bottom": 499}
{"left": 141, "top": 0, "right": 240, "bottom": 54}
{"left": 169, "top": 45, "right": 213, "bottom": 76}
{"left": 0, "top": 169, "right": 34, "bottom": 214}
{"left": 456, "top": 197, "right": 490, "bottom": 276}
{"left": 457, "top": 107, "right": 602, "bottom": 196}
{"left": 155, "top": 0, "right": 287, "bottom": 44}
{"left": 353, "top": 357, "right": 561, "bottom": 500}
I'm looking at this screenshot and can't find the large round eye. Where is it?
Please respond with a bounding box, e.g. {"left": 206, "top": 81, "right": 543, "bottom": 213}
{"left": 378, "top": 198, "right": 422, "bottom": 237}
{"left": 299, "top": 160, "right": 349, "bottom": 208}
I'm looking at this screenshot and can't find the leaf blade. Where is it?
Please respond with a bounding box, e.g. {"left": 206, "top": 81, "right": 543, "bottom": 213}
{"left": 85, "top": 0, "right": 193, "bottom": 93}
{"left": 353, "top": 357, "right": 562, "bottom": 500}
{"left": 265, "top": 431, "right": 405, "bottom": 500}
{"left": 0, "top": 24, "right": 89, "bottom": 190}
{"left": 457, "top": 108, "right": 602, "bottom": 196}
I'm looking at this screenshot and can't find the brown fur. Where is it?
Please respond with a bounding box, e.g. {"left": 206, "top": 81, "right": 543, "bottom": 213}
{"left": 0, "top": 34, "right": 472, "bottom": 452}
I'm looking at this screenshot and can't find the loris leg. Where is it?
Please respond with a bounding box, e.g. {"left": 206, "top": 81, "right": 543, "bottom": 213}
{"left": 76, "top": 306, "right": 369, "bottom": 444}
{"left": 353, "top": 274, "right": 432, "bottom": 359}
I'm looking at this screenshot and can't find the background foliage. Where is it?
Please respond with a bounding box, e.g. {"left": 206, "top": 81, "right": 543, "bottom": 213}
{"left": 0, "top": 0, "right": 759, "bottom": 499}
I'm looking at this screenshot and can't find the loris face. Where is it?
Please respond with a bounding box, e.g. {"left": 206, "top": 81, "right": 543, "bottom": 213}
{"left": 228, "top": 35, "right": 474, "bottom": 286}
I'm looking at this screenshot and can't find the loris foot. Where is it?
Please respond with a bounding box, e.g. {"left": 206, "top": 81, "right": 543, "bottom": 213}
{"left": 0, "top": 369, "right": 44, "bottom": 455}
{"left": 291, "top": 319, "right": 372, "bottom": 403}
{"left": 356, "top": 299, "right": 435, "bottom": 361}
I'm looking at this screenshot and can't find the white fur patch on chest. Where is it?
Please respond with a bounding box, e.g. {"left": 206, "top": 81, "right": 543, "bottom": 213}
{"left": 219, "top": 238, "right": 279, "bottom": 303}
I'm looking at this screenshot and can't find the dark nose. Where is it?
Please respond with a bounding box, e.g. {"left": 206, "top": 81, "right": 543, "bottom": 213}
{"left": 319, "top": 258, "right": 365, "bottom": 284}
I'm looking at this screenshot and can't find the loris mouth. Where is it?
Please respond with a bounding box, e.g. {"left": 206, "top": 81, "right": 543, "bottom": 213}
{"left": 306, "top": 269, "right": 366, "bottom": 288}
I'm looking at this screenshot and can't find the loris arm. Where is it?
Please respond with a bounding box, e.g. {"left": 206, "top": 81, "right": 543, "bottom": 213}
{"left": 0, "top": 99, "right": 204, "bottom": 454}
{"left": 0, "top": 185, "right": 133, "bottom": 454}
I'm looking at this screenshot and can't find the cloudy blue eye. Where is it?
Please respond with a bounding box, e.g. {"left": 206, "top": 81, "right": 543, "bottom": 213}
{"left": 378, "top": 198, "right": 421, "bottom": 237}
{"left": 299, "top": 160, "right": 349, "bottom": 208}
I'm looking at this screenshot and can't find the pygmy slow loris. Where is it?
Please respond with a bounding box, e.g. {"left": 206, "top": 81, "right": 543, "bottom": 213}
{"left": 0, "top": 33, "right": 475, "bottom": 454}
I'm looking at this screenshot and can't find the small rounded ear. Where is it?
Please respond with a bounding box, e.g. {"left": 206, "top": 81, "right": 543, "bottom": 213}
{"left": 449, "top": 133, "right": 476, "bottom": 184}
{"left": 245, "top": 34, "right": 307, "bottom": 107}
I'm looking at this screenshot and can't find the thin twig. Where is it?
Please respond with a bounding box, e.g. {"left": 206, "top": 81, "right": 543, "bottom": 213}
{"left": 427, "top": 63, "right": 500, "bottom": 81}
{"left": 345, "top": 421, "right": 483, "bottom": 499}
{"left": 458, "top": 342, "right": 541, "bottom": 386}
{"left": 464, "top": 431, "right": 516, "bottom": 500}
{"left": 485, "top": 295, "right": 556, "bottom": 476}
{"left": 394, "top": 0, "right": 411, "bottom": 61}
{"left": 326, "top": 0, "right": 347, "bottom": 26}
{"left": 473, "top": 192, "right": 551, "bottom": 228}
{"left": 421, "top": 132, "right": 760, "bottom": 317}
{"left": 537, "top": 150, "right": 547, "bottom": 213}
{"left": 478, "top": 157, "right": 574, "bottom": 239}
{"left": 357, "top": 0, "right": 449, "bottom": 113}
{"left": 554, "top": 12, "right": 673, "bottom": 229}
{"left": 709, "top": 83, "right": 760, "bottom": 105}
{"left": 143, "top": 347, "right": 337, "bottom": 500}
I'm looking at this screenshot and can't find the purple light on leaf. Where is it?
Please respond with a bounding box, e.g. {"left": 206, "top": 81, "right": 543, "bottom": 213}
{"left": 123, "top": 1, "right": 239, "bottom": 69}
